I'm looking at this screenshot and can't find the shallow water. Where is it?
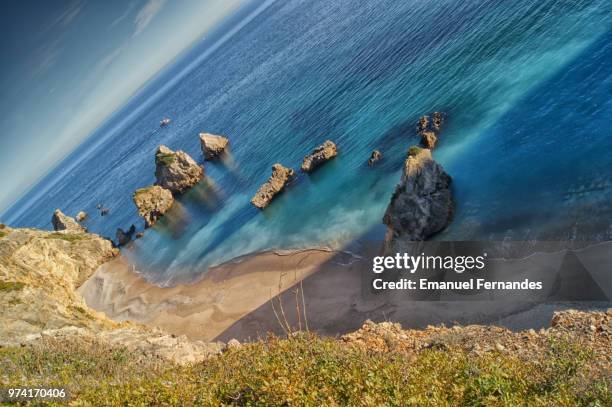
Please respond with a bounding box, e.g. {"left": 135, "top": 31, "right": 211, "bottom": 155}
{"left": 4, "top": 0, "right": 612, "bottom": 284}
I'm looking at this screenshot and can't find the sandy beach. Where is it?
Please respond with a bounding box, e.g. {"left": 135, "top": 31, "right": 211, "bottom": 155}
{"left": 79, "top": 242, "right": 611, "bottom": 342}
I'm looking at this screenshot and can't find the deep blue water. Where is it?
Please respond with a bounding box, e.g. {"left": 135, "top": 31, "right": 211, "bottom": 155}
{"left": 3, "top": 0, "right": 612, "bottom": 284}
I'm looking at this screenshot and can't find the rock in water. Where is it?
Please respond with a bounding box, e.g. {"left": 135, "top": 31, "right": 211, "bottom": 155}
{"left": 154, "top": 145, "right": 203, "bottom": 194}
{"left": 417, "top": 112, "right": 445, "bottom": 149}
{"left": 301, "top": 140, "right": 338, "bottom": 173}
{"left": 199, "top": 133, "right": 229, "bottom": 160}
{"left": 133, "top": 185, "right": 174, "bottom": 228}
{"left": 51, "top": 209, "right": 86, "bottom": 233}
{"left": 251, "top": 164, "right": 296, "bottom": 209}
{"left": 75, "top": 211, "right": 88, "bottom": 222}
{"left": 368, "top": 150, "right": 382, "bottom": 166}
{"left": 420, "top": 131, "right": 437, "bottom": 149}
{"left": 383, "top": 147, "right": 454, "bottom": 252}
{"left": 116, "top": 225, "right": 136, "bottom": 247}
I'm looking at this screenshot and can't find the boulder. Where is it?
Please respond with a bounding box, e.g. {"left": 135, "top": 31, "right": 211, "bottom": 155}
{"left": 417, "top": 112, "right": 445, "bottom": 150}
{"left": 251, "top": 164, "right": 296, "bottom": 209}
{"left": 382, "top": 147, "right": 454, "bottom": 252}
{"left": 75, "top": 211, "right": 88, "bottom": 222}
{"left": 368, "top": 150, "right": 382, "bottom": 166}
{"left": 420, "top": 131, "right": 437, "bottom": 149}
{"left": 154, "top": 145, "right": 204, "bottom": 194}
{"left": 116, "top": 225, "right": 136, "bottom": 247}
{"left": 51, "top": 209, "right": 86, "bottom": 233}
{"left": 301, "top": 140, "right": 338, "bottom": 173}
{"left": 199, "top": 133, "right": 229, "bottom": 160}
{"left": 133, "top": 185, "right": 174, "bottom": 228}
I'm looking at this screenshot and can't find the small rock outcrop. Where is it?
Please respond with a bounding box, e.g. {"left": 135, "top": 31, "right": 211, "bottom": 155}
{"left": 199, "top": 133, "right": 229, "bottom": 160}
{"left": 251, "top": 164, "right": 296, "bottom": 209}
{"left": 155, "top": 145, "right": 204, "bottom": 194}
{"left": 51, "top": 209, "right": 86, "bottom": 233}
{"left": 133, "top": 185, "right": 174, "bottom": 228}
{"left": 383, "top": 147, "right": 453, "bottom": 252}
{"left": 76, "top": 211, "right": 88, "bottom": 222}
{"left": 116, "top": 225, "right": 136, "bottom": 247}
{"left": 301, "top": 140, "right": 338, "bottom": 173}
{"left": 417, "top": 112, "right": 445, "bottom": 149}
{"left": 368, "top": 150, "right": 382, "bottom": 166}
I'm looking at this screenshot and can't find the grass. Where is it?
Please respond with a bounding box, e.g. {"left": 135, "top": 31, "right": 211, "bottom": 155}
{"left": 156, "top": 152, "right": 176, "bottom": 166}
{"left": 43, "top": 233, "right": 86, "bottom": 243}
{"left": 0, "top": 333, "right": 608, "bottom": 406}
{"left": 0, "top": 281, "right": 25, "bottom": 292}
{"left": 134, "top": 186, "right": 155, "bottom": 197}
{"left": 408, "top": 146, "right": 424, "bottom": 157}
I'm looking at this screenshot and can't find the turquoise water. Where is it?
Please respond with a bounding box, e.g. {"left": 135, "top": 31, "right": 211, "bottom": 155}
{"left": 3, "top": 0, "right": 612, "bottom": 284}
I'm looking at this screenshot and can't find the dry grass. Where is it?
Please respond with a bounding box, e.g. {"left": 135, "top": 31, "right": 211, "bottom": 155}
{"left": 0, "top": 333, "right": 609, "bottom": 406}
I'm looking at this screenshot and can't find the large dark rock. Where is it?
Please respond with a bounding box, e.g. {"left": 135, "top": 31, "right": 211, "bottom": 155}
{"left": 155, "top": 145, "right": 203, "bottom": 194}
{"left": 301, "top": 140, "right": 338, "bottom": 173}
{"left": 251, "top": 164, "right": 296, "bottom": 209}
{"left": 383, "top": 147, "right": 454, "bottom": 252}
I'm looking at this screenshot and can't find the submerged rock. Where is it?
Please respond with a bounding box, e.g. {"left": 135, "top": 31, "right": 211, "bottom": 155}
{"left": 75, "top": 211, "right": 88, "bottom": 222}
{"left": 251, "top": 164, "right": 296, "bottom": 209}
{"left": 51, "top": 209, "right": 86, "bottom": 233}
{"left": 368, "top": 150, "right": 382, "bottom": 166}
{"left": 155, "top": 145, "right": 204, "bottom": 194}
{"left": 199, "top": 133, "right": 229, "bottom": 160}
{"left": 116, "top": 225, "right": 136, "bottom": 247}
{"left": 301, "top": 140, "right": 338, "bottom": 173}
{"left": 383, "top": 147, "right": 453, "bottom": 252}
{"left": 133, "top": 185, "right": 174, "bottom": 228}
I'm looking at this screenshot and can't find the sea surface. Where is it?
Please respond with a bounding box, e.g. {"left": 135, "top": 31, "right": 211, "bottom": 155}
{"left": 3, "top": 0, "right": 612, "bottom": 284}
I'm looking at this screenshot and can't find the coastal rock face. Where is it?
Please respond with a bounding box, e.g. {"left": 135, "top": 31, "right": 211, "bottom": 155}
{"left": 417, "top": 112, "right": 445, "bottom": 149}
{"left": 0, "top": 226, "right": 119, "bottom": 343}
{"left": 133, "top": 185, "right": 174, "bottom": 228}
{"left": 301, "top": 140, "right": 338, "bottom": 173}
{"left": 0, "top": 225, "right": 226, "bottom": 364}
{"left": 383, "top": 147, "right": 453, "bottom": 252}
{"left": 199, "top": 133, "right": 229, "bottom": 160}
{"left": 251, "top": 164, "right": 296, "bottom": 209}
{"left": 368, "top": 150, "right": 382, "bottom": 166}
{"left": 52, "top": 209, "right": 86, "bottom": 233}
{"left": 154, "top": 145, "right": 203, "bottom": 194}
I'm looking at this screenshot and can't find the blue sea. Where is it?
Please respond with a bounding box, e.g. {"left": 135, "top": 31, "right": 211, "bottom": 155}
{"left": 3, "top": 0, "right": 612, "bottom": 285}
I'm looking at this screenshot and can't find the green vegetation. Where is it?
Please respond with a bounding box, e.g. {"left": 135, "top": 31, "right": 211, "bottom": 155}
{"left": 0, "top": 334, "right": 608, "bottom": 406}
{"left": 156, "top": 152, "right": 176, "bottom": 166}
{"left": 408, "top": 146, "right": 424, "bottom": 157}
{"left": 43, "top": 233, "right": 86, "bottom": 243}
{"left": 0, "top": 281, "right": 25, "bottom": 292}
{"left": 134, "top": 186, "right": 155, "bottom": 197}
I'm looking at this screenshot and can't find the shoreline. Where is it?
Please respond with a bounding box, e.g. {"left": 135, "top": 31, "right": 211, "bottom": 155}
{"left": 78, "top": 241, "right": 612, "bottom": 342}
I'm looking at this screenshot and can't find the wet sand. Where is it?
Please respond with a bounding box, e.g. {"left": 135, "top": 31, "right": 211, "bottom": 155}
{"left": 78, "top": 248, "right": 361, "bottom": 341}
